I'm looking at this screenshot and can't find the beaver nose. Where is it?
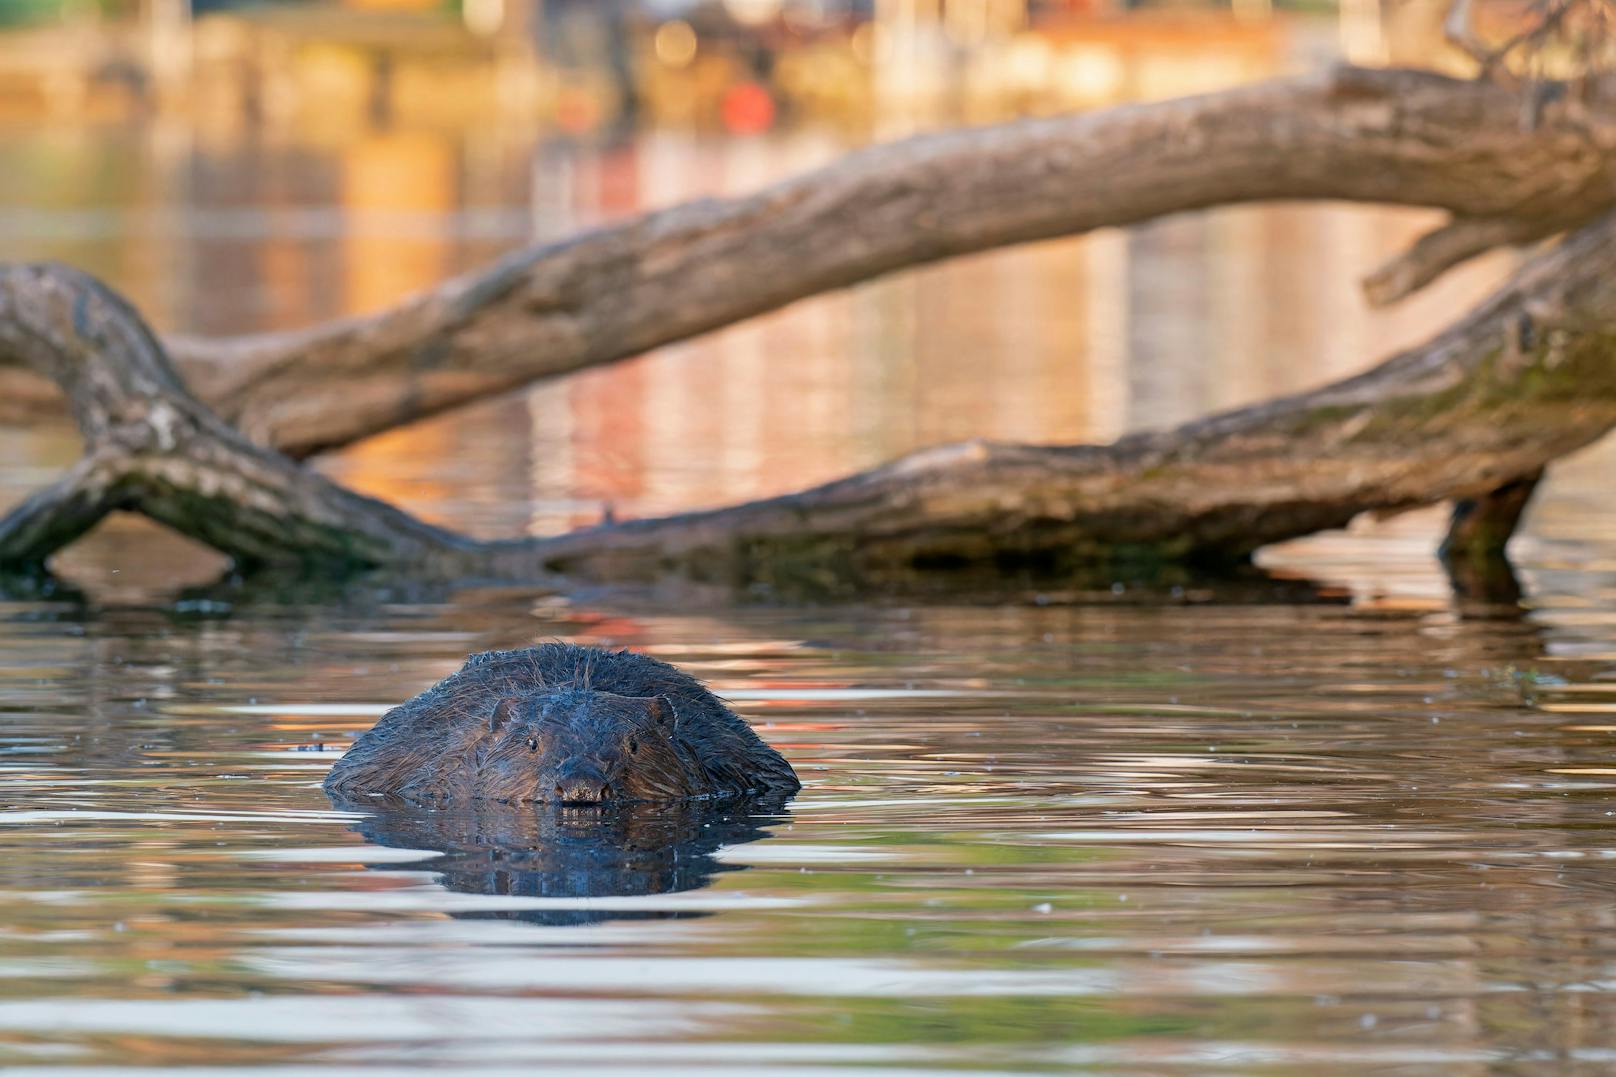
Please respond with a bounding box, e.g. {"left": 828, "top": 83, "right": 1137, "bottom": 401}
{"left": 554, "top": 762, "right": 612, "bottom": 804}
{"left": 555, "top": 777, "right": 611, "bottom": 804}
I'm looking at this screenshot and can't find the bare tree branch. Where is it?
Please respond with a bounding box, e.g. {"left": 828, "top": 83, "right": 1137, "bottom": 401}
{"left": 0, "top": 458, "right": 122, "bottom": 570}
{"left": 2, "top": 66, "right": 1615, "bottom": 457}
{"left": 1361, "top": 215, "right": 1560, "bottom": 306}
{"left": 5, "top": 201, "right": 1616, "bottom": 589}
{"left": 1445, "top": 0, "right": 1494, "bottom": 65}
{"left": 0, "top": 264, "right": 481, "bottom": 575}
{"left": 1442, "top": 469, "right": 1544, "bottom": 562}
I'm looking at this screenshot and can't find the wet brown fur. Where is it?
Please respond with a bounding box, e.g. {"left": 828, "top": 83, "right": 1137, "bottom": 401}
{"left": 324, "top": 644, "right": 801, "bottom": 805}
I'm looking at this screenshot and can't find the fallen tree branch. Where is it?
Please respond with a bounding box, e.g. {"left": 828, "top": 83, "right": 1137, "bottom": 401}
{"left": 1361, "top": 215, "right": 1561, "bottom": 306}
{"left": 4, "top": 201, "right": 1615, "bottom": 588}
{"left": 1441, "top": 470, "right": 1545, "bottom": 563}
{"left": 0, "top": 459, "right": 122, "bottom": 569}
{"left": 0, "top": 264, "right": 484, "bottom": 577}
{"left": 526, "top": 215, "right": 1616, "bottom": 586}
{"left": 2, "top": 66, "right": 1615, "bottom": 457}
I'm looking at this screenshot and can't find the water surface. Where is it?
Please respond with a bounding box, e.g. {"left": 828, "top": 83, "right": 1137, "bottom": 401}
{"left": 3, "top": 558, "right": 1616, "bottom": 1071}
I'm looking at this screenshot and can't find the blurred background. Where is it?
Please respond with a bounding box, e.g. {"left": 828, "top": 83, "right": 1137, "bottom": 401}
{"left": 2, "top": 0, "right": 1592, "bottom": 600}
{"left": 0, "top": 0, "right": 1440, "bottom": 131}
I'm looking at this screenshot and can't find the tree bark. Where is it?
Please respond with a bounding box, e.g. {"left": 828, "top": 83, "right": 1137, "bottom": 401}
{"left": 2, "top": 65, "right": 1615, "bottom": 458}
{"left": 526, "top": 211, "right": 1616, "bottom": 588}
{"left": 4, "top": 203, "right": 1614, "bottom": 590}
{"left": 0, "top": 265, "right": 485, "bottom": 579}
{"left": 1441, "top": 471, "right": 1544, "bottom": 562}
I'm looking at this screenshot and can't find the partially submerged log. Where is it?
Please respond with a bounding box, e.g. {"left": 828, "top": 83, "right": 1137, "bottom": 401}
{"left": 3, "top": 200, "right": 1614, "bottom": 590}
{"left": 2, "top": 66, "right": 1616, "bottom": 458}
{"left": 0, "top": 265, "right": 481, "bottom": 578}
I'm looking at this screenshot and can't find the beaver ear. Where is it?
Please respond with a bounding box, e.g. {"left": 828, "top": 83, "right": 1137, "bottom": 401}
{"left": 490, "top": 697, "right": 521, "bottom": 733}
{"left": 646, "top": 695, "right": 679, "bottom": 733}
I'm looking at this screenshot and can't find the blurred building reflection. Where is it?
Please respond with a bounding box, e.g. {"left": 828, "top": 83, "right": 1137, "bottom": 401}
{"left": 0, "top": 0, "right": 1427, "bottom": 129}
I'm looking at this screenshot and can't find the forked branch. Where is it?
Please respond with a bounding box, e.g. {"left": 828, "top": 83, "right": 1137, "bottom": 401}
{"left": 2, "top": 67, "right": 1615, "bottom": 454}
{"left": 4, "top": 200, "right": 1616, "bottom": 591}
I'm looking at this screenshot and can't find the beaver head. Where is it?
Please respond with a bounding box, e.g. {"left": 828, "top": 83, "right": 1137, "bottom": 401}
{"left": 465, "top": 688, "right": 702, "bottom": 804}
{"left": 325, "top": 644, "right": 801, "bottom": 806}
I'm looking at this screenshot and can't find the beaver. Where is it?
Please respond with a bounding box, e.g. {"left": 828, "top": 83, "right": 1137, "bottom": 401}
{"left": 323, "top": 643, "right": 801, "bottom": 805}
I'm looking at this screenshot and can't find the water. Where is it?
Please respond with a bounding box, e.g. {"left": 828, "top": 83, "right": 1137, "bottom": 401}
{"left": 5, "top": 46, "right": 1616, "bottom": 1074}
{"left": 3, "top": 569, "right": 1616, "bottom": 1071}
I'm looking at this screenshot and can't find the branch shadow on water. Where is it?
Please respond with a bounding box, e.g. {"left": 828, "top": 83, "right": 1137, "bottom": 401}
{"left": 0, "top": 524, "right": 1533, "bottom": 623}
{"left": 162, "top": 558, "right": 1353, "bottom": 614}
{"left": 0, "top": 556, "right": 1518, "bottom": 619}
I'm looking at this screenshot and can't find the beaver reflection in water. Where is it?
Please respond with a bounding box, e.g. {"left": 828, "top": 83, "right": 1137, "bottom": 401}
{"left": 324, "top": 643, "right": 801, "bottom": 805}
{"left": 326, "top": 793, "right": 791, "bottom": 926}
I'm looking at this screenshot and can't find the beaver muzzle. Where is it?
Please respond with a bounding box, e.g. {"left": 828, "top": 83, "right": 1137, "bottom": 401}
{"left": 554, "top": 762, "right": 612, "bottom": 804}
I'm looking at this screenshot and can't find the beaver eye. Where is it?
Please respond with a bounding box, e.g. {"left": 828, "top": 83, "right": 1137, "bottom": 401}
{"left": 525, "top": 736, "right": 538, "bottom": 752}
{"left": 627, "top": 737, "right": 639, "bottom": 755}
